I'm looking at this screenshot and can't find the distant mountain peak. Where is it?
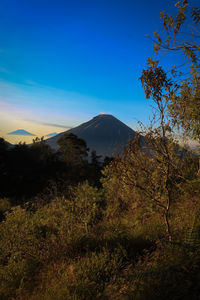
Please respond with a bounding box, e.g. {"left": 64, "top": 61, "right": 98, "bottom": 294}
{"left": 45, "top": 132, "right": 58, "bottom": 137}
{"left": 8, "top": 129, "right": 36, "bottom": 136}
{"left": 46, "top": 114, "right": 143, "bottom": 157}
{"left": 96, "top": 113, "right": 114, "bottom": 118}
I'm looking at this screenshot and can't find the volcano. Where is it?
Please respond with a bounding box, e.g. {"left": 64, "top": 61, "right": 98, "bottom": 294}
{"left": 8, "top": 129, "right": 36, "bottom": 136}
{"left": 46, "top": 114, "right": 141, "bottom": 157}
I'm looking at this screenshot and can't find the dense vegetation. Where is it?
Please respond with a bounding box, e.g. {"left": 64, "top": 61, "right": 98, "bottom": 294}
{"left": 0, "top": 1, "right": 200, "bottom": 299}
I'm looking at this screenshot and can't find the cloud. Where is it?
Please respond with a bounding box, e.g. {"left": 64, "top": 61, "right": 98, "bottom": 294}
{"left": 23, "top": 119, "right": 73, "bottom": 129}
{"left": 24, "top": 80, "right": 38, "bottom": 85}
{"left": 42, "top": 122, "right": 72, "bottom": 129}
{"left": 0, "top": 79, "right": 102, "bottom": 127}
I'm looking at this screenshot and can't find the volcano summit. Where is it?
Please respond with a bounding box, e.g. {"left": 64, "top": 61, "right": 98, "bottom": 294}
{"left": 46, "top": 114, "right": 140, "bottom": 157}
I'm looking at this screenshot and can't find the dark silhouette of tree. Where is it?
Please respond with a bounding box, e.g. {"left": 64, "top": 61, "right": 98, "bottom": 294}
{"left": 0, "top": 138, "right": 8, "bottom": 170}
{"left": 57, "top": 133, "right": 89, "bottom": 165}
{"left": 88, "top": 151, "right": 102, "bottom": 186}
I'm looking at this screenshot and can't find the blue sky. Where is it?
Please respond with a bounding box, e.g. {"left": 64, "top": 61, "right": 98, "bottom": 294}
{"left": 0, "top": 0, "right": 199, "bottom": 142}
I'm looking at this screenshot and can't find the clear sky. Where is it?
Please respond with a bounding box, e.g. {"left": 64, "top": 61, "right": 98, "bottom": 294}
{"left": 0, "top": 0, "right": 198, "bottom": 143}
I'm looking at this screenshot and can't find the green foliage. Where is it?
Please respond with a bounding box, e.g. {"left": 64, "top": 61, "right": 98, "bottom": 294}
{"left": 0, "top": 207, "right": 40, "bottom": 299}
{"left": 184, "top": 209, "right": 200, "bottom": 248}
{"left": 0, "top": 182, "right": 105, "bottom": 299}
{"left": 0, "top": 198, "right": 11, "bottom": 221}
{"left": 149, "top": 0, "right": 200, "bottom": 140}
{"left": 0, "top": 184, "right": 156, "bottom": 299}
{"left": 1, "top": 173, "right": 200, "bottom": 299}
{"left": 103, "top": 125, "right": 188, "bottom": 241}
{"left": 0, "top": 202, "right": 68, "bottom": 298}
{"left": 71, "top": 181, "right": 105, "bottom": 231}
{"left": 1, "top": 2, "right": 200, "bottom": 299}
{"left": 33, "top": 249, "right": 123, "bottom": 300}
{"left": 128, "top": 244, "right": 200, "bottom": 300}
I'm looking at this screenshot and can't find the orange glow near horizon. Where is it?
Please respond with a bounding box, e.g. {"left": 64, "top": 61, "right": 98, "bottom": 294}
{"left": 0, "top": 115, "right": 69, "bottom": 144}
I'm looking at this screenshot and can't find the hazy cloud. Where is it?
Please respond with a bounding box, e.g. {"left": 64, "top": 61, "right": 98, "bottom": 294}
{"left": 24, "top": 80, "right": 38, "bottom": 85}
{"left": 0, "top": 79, "right": 100, "bottom": 127}
{"left": 23, "top": 119, "right": 73, "bottom": 129}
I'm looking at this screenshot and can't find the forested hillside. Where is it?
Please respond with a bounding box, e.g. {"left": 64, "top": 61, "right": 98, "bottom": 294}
{"left": 0, "top": 1, "right": 200, "bottom": 299}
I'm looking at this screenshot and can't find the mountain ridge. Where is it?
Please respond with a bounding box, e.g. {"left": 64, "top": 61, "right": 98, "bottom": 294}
{"left": 46, "top": 114, "right": 142, "bottom": 157}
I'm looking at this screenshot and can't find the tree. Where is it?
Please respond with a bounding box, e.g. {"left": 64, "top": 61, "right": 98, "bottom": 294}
{"left": 149, "top": 0, "right": 200, "bottom": 141}
{"left": 102, "top": 59, "right": 198, "bottom": 241}
{"left": 123, "top": 0, "right": 200, "bottom": 240}
{"left": 139, "top": 60, "right": 185, "bottom": 241}
{"left": 0, "top": 138, "right": 9, "bottom": 182}
{"left": 104, "top": 71, "right": 175, "bottom": 240}
{"left": 70, "top": 181, "right": 104, "bottom": 232}
{"left": 88, "top": 151, "right": 102, "bottom": 186}
{"left": 30, "top": 137, "right": 55, "bottom": 165}
{"left": 57, "top": 133, "right": 89, "bottom": 165}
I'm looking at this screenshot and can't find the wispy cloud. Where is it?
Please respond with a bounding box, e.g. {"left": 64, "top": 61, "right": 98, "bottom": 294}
{"left": 24, "top": 80, "right": 38, "bottom": 85}
{"left": 23, "top": 119, "right": 73, "bottom": 129}
{"left": 0, "top": 79, "right": 103, "bottom": 126}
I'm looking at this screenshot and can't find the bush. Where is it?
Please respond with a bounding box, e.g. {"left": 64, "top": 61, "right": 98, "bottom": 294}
{"left": 71, "top": 181, "right": 105, "bottom": 231}
{"left": 0, "top": 198, "right": 11, "bottom": 221}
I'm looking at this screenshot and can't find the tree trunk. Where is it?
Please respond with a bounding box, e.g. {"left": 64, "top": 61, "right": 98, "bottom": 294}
{"left": 164, "top": 208, "right": 172, "bottom": 242}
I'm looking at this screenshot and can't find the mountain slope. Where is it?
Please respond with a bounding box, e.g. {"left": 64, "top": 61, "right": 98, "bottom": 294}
{"left": 46, "top": 114, "right": 140, "bottom": 157}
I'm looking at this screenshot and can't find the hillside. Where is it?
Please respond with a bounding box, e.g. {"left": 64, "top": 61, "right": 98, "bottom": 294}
{"left": 46, "top": 114, "right": 142, "bottom": 157}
